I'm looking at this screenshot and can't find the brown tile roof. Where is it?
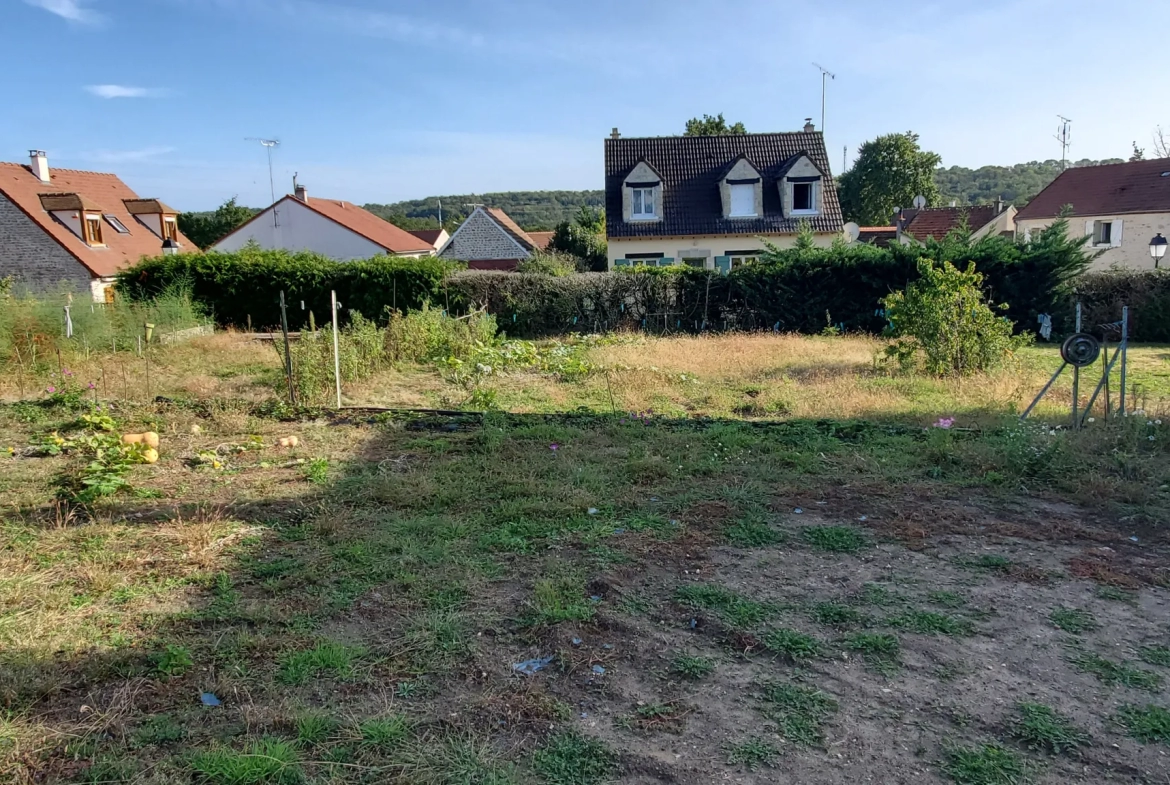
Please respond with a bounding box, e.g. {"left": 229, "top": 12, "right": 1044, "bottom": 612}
{"left": 484, "top": 207, "right": 537, "bottom": 251}
{"left": 408, "top": 228, "right": 446, "bottom": 247}
{"left": 527, "top": 231, "right": 555, "bottom": 250}
{"left": 1016, "top": 159, "right": 1170, "bottom": 220}
{"left": 0, "top": 161, "right": 196, "bottom": 278}
{"left": 297, "top": 197, "right": 433, "bottom": 254}
{"left": 604, "top": 132, "right": 844, "bottom": 238}
{"left": 902, "top": 205, "right": 999, "bottom": 240}
{"left": 857, "top": 226, "right": 897, "bottom": 247}
{"left": 38, "top": 192, "right": 104, "bottom": 212}
{"left": 123, "top": 198, "right": 178, "bottom": 215}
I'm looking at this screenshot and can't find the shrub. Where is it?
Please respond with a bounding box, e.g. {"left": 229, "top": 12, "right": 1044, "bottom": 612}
{"left": 882, "top": 260, "right": 1029, "bottom": 376}
{"left": 116, "top": 249, "right": 453, "bottom": 329}
{"left": 516, "top": 250, "right": 579, "bottom": 276}
{"left": 1072, "top": 269, "right": 1170, "bottom": 343}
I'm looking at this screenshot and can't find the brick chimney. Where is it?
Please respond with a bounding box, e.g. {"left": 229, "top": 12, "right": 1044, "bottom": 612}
{"left": 29, "top": 150, "right": 49, "bottom": 183}
{"left": 803, "top": 118, "right": 815, "bottom": 133}
{"left": 994, "top": 196, "right": 1004, "bottom": 214}
{"left": 294, "top": 184, "right": 308, "bottom": 202}
{"left": 610, "top": 128, "right": 621, "bottom": 139}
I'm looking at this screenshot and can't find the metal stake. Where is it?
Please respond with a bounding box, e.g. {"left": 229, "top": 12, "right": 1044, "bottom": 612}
{"left": 279, "top": 290, "right": 297, "bottom": 405}
{"left": 1119, "top": 306, "right": 1128, "bottom": 416}
{"left": 331, "top": 290, "right": 342, "bottom": 408}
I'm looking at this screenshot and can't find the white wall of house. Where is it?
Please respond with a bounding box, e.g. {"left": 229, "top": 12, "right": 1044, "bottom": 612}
{"left": 1016, "top": 212, "right": 1170, "bottom": 271}
{"left": 213, "top": 198, "right": 388, "bottom": 260}
{"left": 608, "top": 232, "right": 836, "bottom": 269}
{"left": 971, "top": 206, "right": 1017, "bottom": 241}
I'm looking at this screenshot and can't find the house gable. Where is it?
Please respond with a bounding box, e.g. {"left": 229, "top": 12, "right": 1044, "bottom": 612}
{"left": 720, "top": 157, "right": 763, "bottom": 219}
{"left": 0, "top": 190, "right": 92, "bottom": 293}
{"left": 777, "top": 154, "right": 825, "bottom": 217}
{"left": 439, "top": 207, "right": 533, "bottom": 263}
{"left": 621, "top": 160, "right": 664, "bottom": 223}
{"left": 213, "top": 197, "right": 389, "bottom": 260}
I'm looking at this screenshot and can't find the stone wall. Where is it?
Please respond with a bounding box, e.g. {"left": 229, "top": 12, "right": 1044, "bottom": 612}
{"left": 440, "top": 209, "right": 530, "bottom": 262}
{"left": 0, "top": 191, "right": 92, "bottom": 295}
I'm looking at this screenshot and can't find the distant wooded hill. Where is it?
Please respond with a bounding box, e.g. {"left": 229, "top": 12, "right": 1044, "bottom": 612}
{"left": 935, "top": 158, "right": 1123, "bottom": 208}
{"left": 363, "top": 191, "right": 606, "bottom": 232}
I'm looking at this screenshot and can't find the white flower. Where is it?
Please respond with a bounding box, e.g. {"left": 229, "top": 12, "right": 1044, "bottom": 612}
{"left": 1087, "top": 417, "right": 1095, "bottom": 423}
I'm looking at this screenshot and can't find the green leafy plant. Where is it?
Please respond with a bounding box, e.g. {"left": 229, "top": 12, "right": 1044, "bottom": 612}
{"left": 889, "top": 610, "right": 973, "bottom": 637}
{"left": 671, "top": 654, "right": 715, "bottom": 680}
{"left": 762, "top": 628, "right": 821, "bottom": 661}
{"left": 726, "top": 738, "right": 780, "bottom": 770}
{"left": 1049, "top": 608, "right": 1097, "bottom": 634}
{"left": 1069, "top": 652, "right": 1162, "bottom": 691}
{"left": 532, "top": 731, "right": 617, "bottom": 785}
{"left": 151, "top": 644, "right": 193, "bottom": 679}
{"left": 188, "top": 738, "right": 303, "bottom": 785}
{"left": 882, "top": 259, "right": 1029, "bottom": 376}
{"left": 801, "top": 526, "right": 869, "bottom": 553}
{"left": 940, "top": 743, "right": 1031, "bottom": 784}
{"left": 757, "top": 682, "right": 838, "bottom": 747}
{"left": 1009, "top": 703, "right": 1090, "bottom": 754}
{"left": 674, "top": 584, "right": 773, "bottom": 628}
{"left": 1139, "top": 645, "right": 1170, "bottom": 668}
{"left": 302, "top": 458, "right": 329, "bottom": 485}
{"left": 809, "top": 601, "right": 864, "bottom": 627}
{"left": 276, "top": 641, "right": 363, "bottom": 685}
{"left": 1115, "top": 704, "right": 1170, "bottom": 745}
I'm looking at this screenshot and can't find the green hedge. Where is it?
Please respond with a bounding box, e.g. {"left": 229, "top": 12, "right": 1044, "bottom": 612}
{"left": 1071, "top": 270, "right": 1170, "bottom": 342}
{"left": 116, "top": 250, "right": 454, "bottom": 329}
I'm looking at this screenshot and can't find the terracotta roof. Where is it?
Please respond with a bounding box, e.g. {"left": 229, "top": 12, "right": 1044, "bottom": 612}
{"left": 902, "top": 205, "right": 1000, "bottom": 240}
{"left": 295, "top": 197, "right": 433, "bottom": 254}
{"left": 1016, "top": 159, "right": 1170, "bottom": 220}
{"left": 0, "top": 161, "right": 196, "bottom": 277}
{"left": 484, "top": 207, "right": 537, "bottom": 251}
{"left": 527, "top": 231, "right": 555, "bottom": 250}
{"left": 123, "top": 198, "right": 178, "bottom": 215}
{"left": 604, "top": 132, "right": 844, "bottom": 239}
{"left": 38, "top": 192, "right": 104, "bottom": 212}
{"left": 408, "top": 228, "right": 446, "bottom": 247}
{"left": 857, "top": 226, "right": 897, "bottom": 247}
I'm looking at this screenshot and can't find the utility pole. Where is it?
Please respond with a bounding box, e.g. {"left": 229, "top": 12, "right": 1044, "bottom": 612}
{"left": 813, "top": 63, "right": 836, "bottom": 133}
{"left": 246, "top": 138, "right": 281, "bottom": 226}
{"left": 1055, "top": 116, "right": 1072, "bottom": 171}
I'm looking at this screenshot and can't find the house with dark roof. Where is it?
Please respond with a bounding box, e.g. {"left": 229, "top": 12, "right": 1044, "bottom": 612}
{"left": 0, "top": 150, "right": 196, "bottom": 301}
{"left": 213, "top": 184, "right": 434, "bottom": 259}
{"left": 437, "top": 207, "right": 541, "bottom": 270}
{"left": 603, "top": 123, "right": 844, "bottom": 271}
{"left": 896, "top": 201, "right": 1017, "bottom": 244}
{"left": 1015, "top": 159, "right": 1170, "bottom": 270}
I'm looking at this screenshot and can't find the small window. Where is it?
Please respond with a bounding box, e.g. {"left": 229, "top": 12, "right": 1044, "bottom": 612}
{"left": 631, "top": 188, "right": 656, "bottom": 219}
{"left": 84, "top": 215, "right": 104, "bottom": 245}
{"left": 726, "top": 251, "right": 760, "bottom": 268}
{"left": 1094, "top": 220, "right": 1113, "bottom": 246}
{"left": 162, "top": 217, "right": 178, "bottom": 242}
{"left": 792, "top": 182, "right": 815, "bottom": 212}
{"left": 729, "top": 184, "right": 756, "bottom": 217}
{"left": 627, "top": 252, "right": 664, "bottom": 267}
{"left": 104, "top": 214, "right": 129, "bottom": 234}
{"left": 681, "top": 257, "right": 708, "bottom": 269}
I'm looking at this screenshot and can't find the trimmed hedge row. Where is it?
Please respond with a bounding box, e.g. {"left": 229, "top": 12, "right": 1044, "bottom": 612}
{"left": 116, "top": 250, "right": 453, "bottom": 329}
{"left": 1072, "top": 270, "right": 1170, "bottom": 342}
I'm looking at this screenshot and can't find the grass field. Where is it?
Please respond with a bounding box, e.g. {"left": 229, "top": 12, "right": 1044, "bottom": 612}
{"left": 3, "top": 333, "right": 1170, "bottom": 784}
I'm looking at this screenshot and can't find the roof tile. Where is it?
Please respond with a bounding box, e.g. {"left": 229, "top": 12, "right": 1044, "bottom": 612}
{"left": 1016, "top": 159, "right": 1170, "bottom": 220}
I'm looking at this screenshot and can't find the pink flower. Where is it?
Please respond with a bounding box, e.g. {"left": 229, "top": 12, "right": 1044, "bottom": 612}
{"left": 933, "top": 417, "right": 955, "bottom": 429}
{"left": 46, "top": 386, "right": 56, "bottom": 394}
{"left": 62, "top": 368, "right": 72, "bottom": 376}
{"left": 550, "top": 444, "right": 559, "bottom": 452}
{"left": 88, "top": 382, "right": 96, "bottom": 389}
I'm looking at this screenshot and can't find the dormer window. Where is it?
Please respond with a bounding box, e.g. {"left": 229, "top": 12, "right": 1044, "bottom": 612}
{"left": 104, "top": 214, "right": 130, "bottom": 234}
{"left": 631, "top": 188, "right": 656, "bottom": 219}
{"left": 729, "top": 184, "right": 756, "bottom": 217}
{"left": 721, "top": 156, "right": 762, "bottom": 219}
{"left": 793, "top": 182, "right": 815, "bottom": 213}
{"left": 84, "top": 214, "right": 104, "bottom": 246}
{"left": 162, "top": 217, "right": 178, "bottom": 241}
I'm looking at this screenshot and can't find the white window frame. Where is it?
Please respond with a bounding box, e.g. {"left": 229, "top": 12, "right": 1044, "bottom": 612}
{"left": 791, "top": 181, "right": 818, "bottom": 215}
{"left": 729, "top": 183, "right": 757, "bottom": 218}
{"left": 1093, "top": 220, "right": 1113, "bottom": 247}
{"left": 631, "top": 187, "right": 657, "bottom": 220}
{"left": 104, "top": 214, "right": 130, "bottom": 234}
{"left": 727, "top": 252, "right": 760, "bottom": 269}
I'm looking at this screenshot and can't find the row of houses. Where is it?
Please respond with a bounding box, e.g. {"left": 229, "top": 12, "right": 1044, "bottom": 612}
{"left": 1, "top": 126, "right": 1168, "bottom": 301}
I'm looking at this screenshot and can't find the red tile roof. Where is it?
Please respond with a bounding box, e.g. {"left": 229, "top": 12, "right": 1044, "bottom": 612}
{"left": 527, "top": 231, "right": 555, "bottom": 250}
{"left": 298, "top": 197, "right": 433, "bottom": 254}
{"left": 857, "top": 226, "right": 897, "bottom": 247}
{"left": 903, "top": 205, "right": 999, "bottom": 240}
{"left": 1016, "top": 159, "right": 1170, "bottom": 220}
{"left": 484, "top": 207, "right": 537, "bottom": 251}
{"left": 0, "top": 161, "right": 196, "bottom": 277}
{"left": 408, "top": 228, "right": 447, "bottom": 247}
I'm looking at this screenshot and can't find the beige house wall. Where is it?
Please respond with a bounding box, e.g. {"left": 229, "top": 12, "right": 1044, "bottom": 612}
{"left": 719, "top": 158, "right": 763, "bottom": 219}
{"left": 1016, "top": 212, "right": 1170, "bottom": 271}
{"left": 608, "top": 232, "right": 836, "bottom": 269}
{"left": 971, "top": 205, "right": 1017, "bottom": 241}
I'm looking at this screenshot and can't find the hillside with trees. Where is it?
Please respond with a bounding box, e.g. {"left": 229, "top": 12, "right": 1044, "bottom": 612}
{"left": 935, "top": 158, "right": 1123, "bottom": 208}
{"left": 363, "top": 191, "right": 605, "bottom": 233}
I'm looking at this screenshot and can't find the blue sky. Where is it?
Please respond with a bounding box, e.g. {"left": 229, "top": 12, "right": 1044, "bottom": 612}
{"left": 1, "top": 0, "right": 1162, "bottom": 211}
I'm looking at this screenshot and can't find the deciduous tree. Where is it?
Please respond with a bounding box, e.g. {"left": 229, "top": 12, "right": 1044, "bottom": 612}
{"left": 178, "top": 198, "right": 258, "bottom": 250}
{"left": 838, "top": 132, "right": 941, "bottom": 226}
{"left": 684, "top": 113, "right": 747, "bottom": 136}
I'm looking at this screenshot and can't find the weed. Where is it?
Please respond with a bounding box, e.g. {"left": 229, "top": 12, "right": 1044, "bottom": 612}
{"left": 758, "top": 682, "right": 838, "bottom": 746}
{"left": 809, "top": 601, "right": 864, "bottom": 627}
{"left": 1138, "top": 645, "right": 1170, "bottom": 668}
{"left": 1115, "top": 704, "right": 1170, "bottom": 745}
{"left": 295, "top": 713, "right": 337, "bottom": 746}
{"left": 928, "top": 590, "right": 967, "bottom": 609}
{"left": 1009, "top": 703, "right": 1090, "bottom": 754}
{"left": 530, "top": 576, "right": 594, "bottom": 624}
{"left": 151, "top": 644, "right": 193, "bottom": 679}
{"left": 844, "top": 632, "right": 900, "bottom": 669}
{"left": 674, "top": 584, "right": 773, "bottom": 628}
{"left": 358, "top": 715, "right": 410, "bottom": 748}
{"left": 302, "top": 457, "right": 329, "bottom": 484}
{"left": 1049, "top": 608, "right": 1097, "bottom": 634}
{"left": 404, "top": 609, "right": 474, "bottom": 669}
{"left": 532, "top": 731, "right": 618, "bottom": 785}
{"left": 889, "top": 610, "right": 974, "bottom": 637}
{"left": 940, "top": 743, "right": 1031, "bottom": 785}
{"left": 726, "top": 737, "right": 780, "bottom": 770}
{"left": 724, "top": 518, "right": 782, "bottom": 547}
{"left": 617, "top": 593, "right": 652, "bottom": 615}
{"left": 276, "top": 641, "right": 363, "bottom": 685}
{"left": 855, "top": 583, "right": 904, "bottom": 607}
{"left": 132, "top": 714, "right": 186, "bottom": 747}
{"left": 762, "top": 628, "right": 821, "bottom": 661}
{"left": 671, "top": 654, "right": 715, "bottom": 680}
{"left": 957, "top": 554, "right": 1013, "bottom": 572}
{"left": 1095, "top": 585, "right": 1138, "bottom": 604}
{"left": 402, "top": 735, "right": 518, "bottom": 784}
{"left": 1069, "top": 652, "right": 1162, "bottom": 691}
{"left": 801, "top": 526, "right": 869, "bottom": 554}
{"left": 188, "top": 738, "right": 303, "bottom": 785}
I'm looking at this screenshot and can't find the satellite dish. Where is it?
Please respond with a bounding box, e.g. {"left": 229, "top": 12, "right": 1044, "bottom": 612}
{"left": 912, "top": 194, "right": 927, "bottom": 209}
{"left": 843, "top": 222, "right": 860, "bottom": 243}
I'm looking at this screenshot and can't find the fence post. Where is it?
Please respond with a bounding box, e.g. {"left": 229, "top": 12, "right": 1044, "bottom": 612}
{"left": 331, "top": 290, "right": 342, "bottom": 408}
{"left": 279, "top": 290, "right": 297, "bottom": 405}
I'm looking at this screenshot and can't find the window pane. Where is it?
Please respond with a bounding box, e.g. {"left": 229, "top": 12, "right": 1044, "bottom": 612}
{"left": 731, "top": 184, "right": 754, "bottom": 216}
{"left": 794, "top": 184, "right": 813, "bottom": 211}
{"left": 632, "top": 189, "right": 643, "bottom": 214}
{"left": 644, "top": 190, "right": 654, "bottom": 215}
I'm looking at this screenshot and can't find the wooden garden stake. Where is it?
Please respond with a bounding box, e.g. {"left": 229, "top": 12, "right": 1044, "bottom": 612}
{"left": 331, "top": 290, "right": 342, "bottom": 408}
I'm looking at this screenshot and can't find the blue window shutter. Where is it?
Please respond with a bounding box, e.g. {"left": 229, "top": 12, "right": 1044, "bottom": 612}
{"left": 715, "top": 256, "right": 731, "bottom": 275}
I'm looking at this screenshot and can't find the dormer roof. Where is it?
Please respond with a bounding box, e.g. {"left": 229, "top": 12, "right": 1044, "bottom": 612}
{"left": 123, "top": 198, "right": 178, "bottom": 215}
{"left": 39, "top": 192, "right": 104, "bottom": 212}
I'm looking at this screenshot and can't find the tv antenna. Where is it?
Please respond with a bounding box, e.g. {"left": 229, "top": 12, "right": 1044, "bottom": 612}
{"left": 246, "top": 137, "right": 280, "bottom": 226}
{"left": 812, "top": 63, "right": 836, "bottom": 133}
{"left": 1055, "top": 116, "right": 1071, "bottom": 171}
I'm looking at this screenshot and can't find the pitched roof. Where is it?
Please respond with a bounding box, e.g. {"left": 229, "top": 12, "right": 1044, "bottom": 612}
{"left": 123, "top": 198, "right": 178, "bottom": 215}
{"left": 484, "top": 207, "right": 537, "bottom": 251}
{"left": 408, "top": 228, "right": 447, "bottom": 247}
{"left": 0, "top": 161, "right": 196, "bottom": 278}
{"left": 604, "top": 132, "right": 844, "bottom": 239}
{"left": 857, "top": 226, "right": 898, "bottom": 247}
{"left": 299, "top": 197, "right": 433, "bottom": 253}
{"left": 527, "top": 231, "right": 554, "bottom": 250}
{"left": 902, "top": 205, "right": 1000, "bottom": 240}
{"left": 1016, "top": 159, "right": 1170, "bottom": 220}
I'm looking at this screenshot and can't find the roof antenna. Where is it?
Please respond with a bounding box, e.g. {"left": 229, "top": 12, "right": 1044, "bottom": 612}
{"left": 812, "top": 63, "right": 836, "bottom": 133}
{"left": 245, "top": 137, "right": 280, "bottom": 226}
{"left": 1055, "top": 116, "right": 1071, "bottom": 172}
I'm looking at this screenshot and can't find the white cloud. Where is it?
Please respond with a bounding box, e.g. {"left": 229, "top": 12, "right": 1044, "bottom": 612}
{"left": 78, "top": 146, "right": 177, "bottom": 164}
{"left": 24, "top": 0, "right": 102, "bottom": 24}
{"left": 85, "top": 85, "right": 169, "bottom": 99}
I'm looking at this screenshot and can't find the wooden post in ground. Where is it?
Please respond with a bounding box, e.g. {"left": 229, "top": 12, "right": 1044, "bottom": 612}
{"left": 331, "top": 290, "right": 342, "bottom": 408}
{"left": 279, "top": 290, "right": 297, "bottom": 405}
